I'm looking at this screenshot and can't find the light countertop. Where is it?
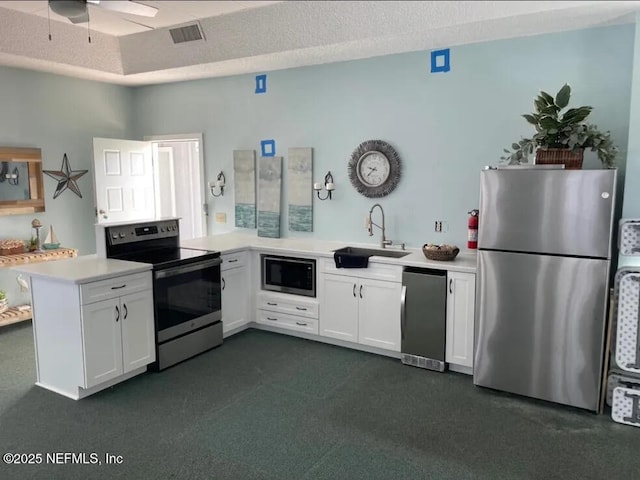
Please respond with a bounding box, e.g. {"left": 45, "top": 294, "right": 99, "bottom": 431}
{"left": 182, "top": 232, "right": 477, "bottom": 273}
{"left": 12, "top": 254, "right": 152, "bottom": 284}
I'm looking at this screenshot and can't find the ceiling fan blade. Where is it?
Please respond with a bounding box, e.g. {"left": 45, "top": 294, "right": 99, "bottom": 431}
{"left": 88, "top": 1, "right": 158, "bottom": 18}
{"left": 48, "top": 0, "right": 89, "bottom": 22}
{"left": 68, "top": 12, "right": 90, "bottom": 23}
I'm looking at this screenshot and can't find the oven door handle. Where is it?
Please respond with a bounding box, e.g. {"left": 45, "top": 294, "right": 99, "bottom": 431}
{"left": 155, "top": 258, "right": 222, "bottom": 279}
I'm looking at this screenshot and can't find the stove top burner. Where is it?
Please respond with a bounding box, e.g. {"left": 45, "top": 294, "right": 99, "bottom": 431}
{"left": 112, "top": 247, "right": 220, "bottom": 269}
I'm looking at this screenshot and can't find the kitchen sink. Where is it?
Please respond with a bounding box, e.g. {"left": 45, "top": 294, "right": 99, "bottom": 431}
{"left": 333, "top": 246, "right": 411, "bottom": 259}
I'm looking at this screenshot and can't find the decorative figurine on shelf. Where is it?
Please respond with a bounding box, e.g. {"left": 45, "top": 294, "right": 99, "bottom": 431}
{"left": 31, "top": 218, "right": 43, "bottom": 253}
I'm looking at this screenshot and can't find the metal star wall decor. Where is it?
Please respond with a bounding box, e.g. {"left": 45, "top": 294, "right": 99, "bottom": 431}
{"left": 43, "top": 153, "right": 88, "bottom": 199}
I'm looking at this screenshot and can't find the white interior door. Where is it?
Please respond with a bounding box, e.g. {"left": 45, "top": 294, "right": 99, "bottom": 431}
{"left": 93, "top": 137, "right": 155, "bottom": 224}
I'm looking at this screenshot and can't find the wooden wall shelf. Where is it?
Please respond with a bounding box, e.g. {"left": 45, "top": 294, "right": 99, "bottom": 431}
{"left": 0, "top": 248, "right": 77, "bottom": 268}
{"left": 0, "top": 247, "right": 77, "bottom": 326}
{"left": 0, "top": 307, "right": 32, "bottom": 328}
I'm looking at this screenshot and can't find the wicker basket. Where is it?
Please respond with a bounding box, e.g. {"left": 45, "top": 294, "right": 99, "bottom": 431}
{"left": 535, "top": 148, "right": 584, "bottom": 169}
{"left": 422, "top": 244, "right": 460, "bottom": 261}
{"left": 0, "top": 246, "right": 25, "bottom": 256}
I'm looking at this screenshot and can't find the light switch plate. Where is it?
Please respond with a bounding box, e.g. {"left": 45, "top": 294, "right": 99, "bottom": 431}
{"left": 215, "top": 212, "right": 227, "bottom": 223}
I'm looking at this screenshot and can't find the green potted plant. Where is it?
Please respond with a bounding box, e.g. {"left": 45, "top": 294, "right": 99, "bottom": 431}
{"left": 0, "top": 289, "right": 7, "bottom": 313}
{"left": 501, "top": 84, "right": 618, "bottom": 168}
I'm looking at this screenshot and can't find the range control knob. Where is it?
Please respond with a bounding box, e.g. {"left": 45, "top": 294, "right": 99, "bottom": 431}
{"left": 161, "top": 227, "right": 165, "bottom": 232}
{"left": 119, "top": 232, "right": 125, "bottom": 239}
{"left": 112, "top": 234, "right": 118, "bottom": 239}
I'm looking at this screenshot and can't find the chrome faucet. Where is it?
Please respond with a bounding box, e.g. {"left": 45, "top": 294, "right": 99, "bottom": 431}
{"left": 367, "top": 203, "right": 393, "bottom": 248}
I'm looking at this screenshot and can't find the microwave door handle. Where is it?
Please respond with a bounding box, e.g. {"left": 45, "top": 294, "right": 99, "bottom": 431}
{"left": 155, "top": 258, "right": 222, "bottom": 279}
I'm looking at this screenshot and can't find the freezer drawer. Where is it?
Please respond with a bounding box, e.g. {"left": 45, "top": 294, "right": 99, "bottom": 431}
{"left": 474, "top": 250, "right": 610, "bottom": 411}
{"left": 478, "top": 169, "right": 616, "bottom": 257}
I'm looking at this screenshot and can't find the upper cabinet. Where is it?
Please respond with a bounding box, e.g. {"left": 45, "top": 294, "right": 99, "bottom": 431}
{"left": 0, "top": 147, "right": 45, "bottom": 216}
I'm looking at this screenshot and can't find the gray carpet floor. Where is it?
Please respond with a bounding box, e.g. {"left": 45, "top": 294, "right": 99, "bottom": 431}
{"left": 0, "top": 321, "right": 639, "bottom": 480}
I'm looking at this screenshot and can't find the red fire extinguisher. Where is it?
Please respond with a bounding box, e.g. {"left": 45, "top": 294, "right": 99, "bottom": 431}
{"left": 468, "top": 209, "right": 479, "bottom": 249}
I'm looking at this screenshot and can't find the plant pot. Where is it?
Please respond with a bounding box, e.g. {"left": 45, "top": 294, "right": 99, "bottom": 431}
{"left": 535, "top": 148, "right": 584, "bottom": 169}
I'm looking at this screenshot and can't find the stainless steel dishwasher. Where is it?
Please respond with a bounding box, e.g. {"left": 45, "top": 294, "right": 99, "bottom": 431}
{"left": 401, "top": 267, "right": 447, "bottom": 372}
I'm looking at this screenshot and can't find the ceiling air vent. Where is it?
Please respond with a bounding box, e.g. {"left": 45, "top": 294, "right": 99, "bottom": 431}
{"left": 169, "top": 23, "right": 205, "bottom": 44}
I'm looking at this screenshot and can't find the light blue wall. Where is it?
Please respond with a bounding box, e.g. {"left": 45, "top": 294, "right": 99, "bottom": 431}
{"left": 132, "top": 24, "right": 634, "bottom": 250}
{"left": 0, "top": 24, "right": 634, "bottom": 306}
{"left": 623, "top": 14, "right": 640, "bottom": 219}
{"left": 0, "top": 66, "right": 134, "bottom": 305}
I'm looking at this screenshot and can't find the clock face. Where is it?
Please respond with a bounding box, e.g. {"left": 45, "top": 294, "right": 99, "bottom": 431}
{"left": 356, "top": 152, "right": 390, "bottom": 187}
{"left": 348, "top": 140, "right": 402, "bottom": 198}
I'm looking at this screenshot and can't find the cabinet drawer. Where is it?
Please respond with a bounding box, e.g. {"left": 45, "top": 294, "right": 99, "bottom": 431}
{"left": 320, "top": 257, "right": 402, "bottom": 282}
{"left": 80, "top": 272, "right": 152, "bottom": 305}
{"left": 257, "top": 291, "right": 319, "bottom": 319}
{"left": 221, "top": 251, "right": 247, "bottom": 271}
{"left": 256, "top": 310, "right": 319, "bottom": 335}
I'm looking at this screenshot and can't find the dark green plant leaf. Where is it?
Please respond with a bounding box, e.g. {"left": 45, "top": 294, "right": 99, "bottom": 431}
{"left": 534, "top": 98, "right": 546, "bottom": 113}
{"left": 522, "top": 114, "right": 538, "bottom": 125}
{"left": 555, "top": 84, "right": 571, "bottom": 108}
{"left": 560, "top": 107, "right": 592, "bottom": 124}
{"left": 512, "top": 143, "right": 520, "bottom": 150}
{"left": 539, "top": 91, "right": 554, "bottom": 105}
{"left": 541, "top": 105, "right": 560, "bottom": 117}
{"left": 539, "top": 117, "right": 559, "bottom": 130}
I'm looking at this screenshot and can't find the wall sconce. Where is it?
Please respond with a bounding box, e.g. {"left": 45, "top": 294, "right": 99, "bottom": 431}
{"left": 209, "top": 171, "right": 225, "bottom": 197}
{"left": 313, "top": 171, "right": 335, "bottom": 201}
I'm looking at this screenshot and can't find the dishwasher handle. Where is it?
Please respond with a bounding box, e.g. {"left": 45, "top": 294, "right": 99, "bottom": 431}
{"left": 400, "top": 285, "right": 407, "bottom": 341}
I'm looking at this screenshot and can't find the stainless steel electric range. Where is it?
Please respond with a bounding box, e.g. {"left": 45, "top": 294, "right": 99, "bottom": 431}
{"left": 103, "top": 219, "right": 222, "bottom": 370}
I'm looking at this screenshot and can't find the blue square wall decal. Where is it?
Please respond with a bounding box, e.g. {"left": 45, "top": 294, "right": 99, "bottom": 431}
{"left": 261, "top": 139, "right": 276, "bottom": 157}
{"left": 255, "top": 74, "right": 267, "bottom": 94}
{"left": 431, "top": 49, "right": 450, "bottom": 73}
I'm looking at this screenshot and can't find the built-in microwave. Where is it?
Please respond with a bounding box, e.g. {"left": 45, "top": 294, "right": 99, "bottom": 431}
{"left": 261, "top": 254, "right": 316, "bottom": 297}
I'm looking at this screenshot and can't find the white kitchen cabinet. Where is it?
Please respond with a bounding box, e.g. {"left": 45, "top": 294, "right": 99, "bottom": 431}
{"left": 319, "top": 273, "right": 401, "bottom": 352}
{"left": 83, "top": 289, "right": 154, "bottom": 388}
{"left": 319, "top": 273, "right": 359, "bottom": 342}
{"left": 82, "top": 298, "right": 123, "bottom": 388}
{"left": 445, "top": 271, "right": 476, "bottom": 369}
{"left": 358, "top": 278, "right": 402, "bottom": 351}
{"left": 256, "top": 290, "right": 319, "bottom": 335}
{"left": 221, "top": 251, "right": 249, "bottom": 335}
{"left": 24, "top": 269, "right": 154, "bottom": 400}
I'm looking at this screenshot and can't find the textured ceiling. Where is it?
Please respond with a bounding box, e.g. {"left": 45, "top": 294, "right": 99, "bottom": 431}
{"left": 0, "top": 1, "right": 638, "bottom": 86}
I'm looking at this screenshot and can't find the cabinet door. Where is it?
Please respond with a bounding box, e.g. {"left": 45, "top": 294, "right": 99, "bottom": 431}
{"left": 445, "top": 271, "right": 476, "bottom": 368}
{"left": 222, "top": 266, "right": 248, "bottom": 334}
{"left": 319, "top": 273, "right": 358, "bottom": 342}
{"left": 358, "top": 278, "right": 402, "bottom": 352}
{"left": 81, "top": 298, "right": 123, "bottom": 388}
{"left": 121, "top": 290, "right": 155, "bottom": 373}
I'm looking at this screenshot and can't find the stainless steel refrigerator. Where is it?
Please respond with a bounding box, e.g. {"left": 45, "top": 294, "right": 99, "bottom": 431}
{"left": 473, "top": 167, "right": 616, "bottom": 411}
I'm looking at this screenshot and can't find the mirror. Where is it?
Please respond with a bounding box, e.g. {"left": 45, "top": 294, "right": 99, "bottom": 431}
{"left": 0, "top": 147, "right": 45, "bottom": 216}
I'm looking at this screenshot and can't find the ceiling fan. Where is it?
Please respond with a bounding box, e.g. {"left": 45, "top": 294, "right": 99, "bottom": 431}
{"left": 48, "top": 0, "right": 158, "bottom": 25}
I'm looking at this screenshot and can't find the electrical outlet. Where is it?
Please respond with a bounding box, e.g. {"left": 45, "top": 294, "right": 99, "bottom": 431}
{"left": 215, "top": 212, "right": 227, "bottom": 224}
{"left": 435, "top": 221, "right": 442, "bottom": 232}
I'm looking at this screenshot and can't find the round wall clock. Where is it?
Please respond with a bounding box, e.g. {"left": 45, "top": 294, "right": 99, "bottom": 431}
{"left": 348, "top": 139, "right": 402, "bottom": 198}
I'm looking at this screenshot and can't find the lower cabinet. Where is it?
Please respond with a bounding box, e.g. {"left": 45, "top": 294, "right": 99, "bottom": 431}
{"left": 221, "top": 262, "right": 248, "bottom": 334}
{"left": 445, "top": 271, "right": 476, "bottom": 369}
{"left": 320, "top": 273, "right": 401, "bottom": 352}
{"left": 82, "top": 290, "right": 154, "bottom": 388}
{"left": 256, "top": 291, "right": 319, "bottom": 335}
{"left": 29, "top": 270, "right": 155, "bottom": 400}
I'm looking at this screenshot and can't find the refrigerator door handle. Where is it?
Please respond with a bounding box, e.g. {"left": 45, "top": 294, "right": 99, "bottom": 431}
{"left": 400, "top": 285, "right": 407, "bottom": 341}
